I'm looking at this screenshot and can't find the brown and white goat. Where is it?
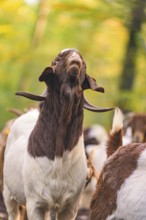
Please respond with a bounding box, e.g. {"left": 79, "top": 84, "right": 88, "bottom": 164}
{"left": 90, "top": 108, "right": 146, "bottom": 220}
{"left": 3, "top": 48, "right": 113, "bottom": 220}
{"left": 123, "top": 112, "right": 146, "bottom": 143}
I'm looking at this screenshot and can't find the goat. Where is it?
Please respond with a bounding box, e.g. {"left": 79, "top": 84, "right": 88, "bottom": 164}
{"left": 90, "top": 108, "right": 146, "bottom": 220}
{"left": 3, "top": 48, "right": 114, "bottom": 220}
{"left": 84, "top": 124, "right": 108, "bottom": 147}
{"left": 84, "top": 124, "right": 108, "bottom": 173}
{"left": 123, "top": 112, "right": 146, "bottom": 143}
{"left": 78, "top": 125, "right": 108, "bottom": 213}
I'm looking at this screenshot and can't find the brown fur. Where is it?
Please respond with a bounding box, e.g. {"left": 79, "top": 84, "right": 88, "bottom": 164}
{"left": 28, "top": 90, "right": 84, "bottom": 159}
{"left": 106, "top": 129, "right": 123, "bottom": 157}
{"left": 28, "top": 52, "right": 85, "bottom": 159}
{"left": 90, "top": 142, "right": 146, "bottom": 220}
{"left": 28, "top": 55, "right": 85, "bottom": 159}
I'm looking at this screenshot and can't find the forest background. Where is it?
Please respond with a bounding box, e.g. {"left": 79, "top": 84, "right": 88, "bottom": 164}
{"left": 0, "top": 0, "right": 146, "bottom": 130}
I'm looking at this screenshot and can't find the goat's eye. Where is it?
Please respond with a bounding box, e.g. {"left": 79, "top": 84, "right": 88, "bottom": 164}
{"left": 55, "top": 59, "right": 60, "bottom": 63}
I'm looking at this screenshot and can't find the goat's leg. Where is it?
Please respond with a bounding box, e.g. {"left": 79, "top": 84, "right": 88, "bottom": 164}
{"left": 26, "top": 200, "right": 46, "bottom": 220}
{"left": 3, "top": 185, "right": 20, "bottom": 220}
{"left": 19, "top": 206, "right": 28, "bottom": 220}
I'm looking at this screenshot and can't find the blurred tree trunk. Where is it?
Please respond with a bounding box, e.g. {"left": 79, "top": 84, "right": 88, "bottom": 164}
{"left": 31, "top": 0, "right": 49, "bottom": 47}
{"left": 119, "top": 0, "right": 146, "bottom": 91}
{"left": 118, "top": 0, "right": 146, "bottom": 112}
{"left": 18, "top": 0, "right": 49, "bottom": 91}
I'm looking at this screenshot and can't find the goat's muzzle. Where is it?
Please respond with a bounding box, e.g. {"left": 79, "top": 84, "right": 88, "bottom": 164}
{"left": 67, "top": 60, "right": 81, "bottom": 86}
{"left": 67, "top": 65, "right": 80, "bottom": 83}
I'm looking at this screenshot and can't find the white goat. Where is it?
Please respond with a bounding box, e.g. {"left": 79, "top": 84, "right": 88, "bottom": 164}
{"left": 3, "top": 48, "right": 113, "bottom": 220}
{"left": 79, "top": 125, "right": 108, "bottom": 211}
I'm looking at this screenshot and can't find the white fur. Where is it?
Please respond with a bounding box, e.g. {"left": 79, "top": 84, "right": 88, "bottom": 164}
{"left": 80, "top": 125, "right": 108, "bottom": 210}
{"left": 86, "top": 143, "right": 107, "bottom": 173}
{"left": 3, "top": 109, "right": 87, "bottom": 220}
{"left": 123, "top": 127, "right": 132, "bottom": 145}
{"left": 111, "top": 107, "right": 123, "bottom": 133}
{"left": 4, "top": 109, "right": 39, "bottom": 203}
{"left": 80, "top": 143, "right": 107, "bottom": 209}
{"left": 107, "top": 149, "right": 146, "bottom": 220}
{"left": 85, "top": 123, "right": 108, "bottom": 180}
{"left": 87, "top": 124, "right": 108, "bottom": 145}
{"left": 23, "top": 135, "right": 87, "bottom": 209}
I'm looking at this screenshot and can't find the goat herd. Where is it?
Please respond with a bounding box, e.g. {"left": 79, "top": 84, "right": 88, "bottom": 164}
{"left": 0, "top": 49, "right": 146, "bottom": 220}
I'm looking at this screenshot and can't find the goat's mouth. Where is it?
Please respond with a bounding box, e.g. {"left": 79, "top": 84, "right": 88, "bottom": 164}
{"left": 67, "top": 65, "right": 80, "bottom": 86}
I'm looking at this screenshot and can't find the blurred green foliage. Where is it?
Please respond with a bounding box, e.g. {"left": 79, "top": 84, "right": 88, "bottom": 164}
{"left": 0, "top": 0, "right": 146, "bottom": 130}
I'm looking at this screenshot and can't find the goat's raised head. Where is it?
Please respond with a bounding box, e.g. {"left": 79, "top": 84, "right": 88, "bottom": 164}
{"left": 16, "top": 48, "right": 114, "bottom": 112}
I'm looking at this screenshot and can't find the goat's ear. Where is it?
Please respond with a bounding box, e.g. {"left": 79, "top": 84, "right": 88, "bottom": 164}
{"left": 39, "top": 67, "right": 55, "bottom": 82}
{"left": 82, "top": 74, "right": 104, "bottom": 93}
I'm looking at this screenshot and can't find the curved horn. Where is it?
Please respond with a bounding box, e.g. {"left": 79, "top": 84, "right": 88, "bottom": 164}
{"left": 83, "top": 96, "right": 114, "bottom": 112}
{"left": 15, "top": 92, "right": 46, "bottom": 101}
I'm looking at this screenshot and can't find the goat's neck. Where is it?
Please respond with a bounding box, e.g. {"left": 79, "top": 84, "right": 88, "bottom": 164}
{"left": 28, "top": 91, "right": 84, "bottom": 160}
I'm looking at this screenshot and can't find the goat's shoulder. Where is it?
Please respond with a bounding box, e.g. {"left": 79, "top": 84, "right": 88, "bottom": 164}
{"left": 5, "top": 109, "right": 39, "bottom": 155}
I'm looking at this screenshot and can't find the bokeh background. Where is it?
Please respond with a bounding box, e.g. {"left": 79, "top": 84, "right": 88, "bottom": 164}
{"left": 0, "top": 0, "right": 146, "bottom": 130}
